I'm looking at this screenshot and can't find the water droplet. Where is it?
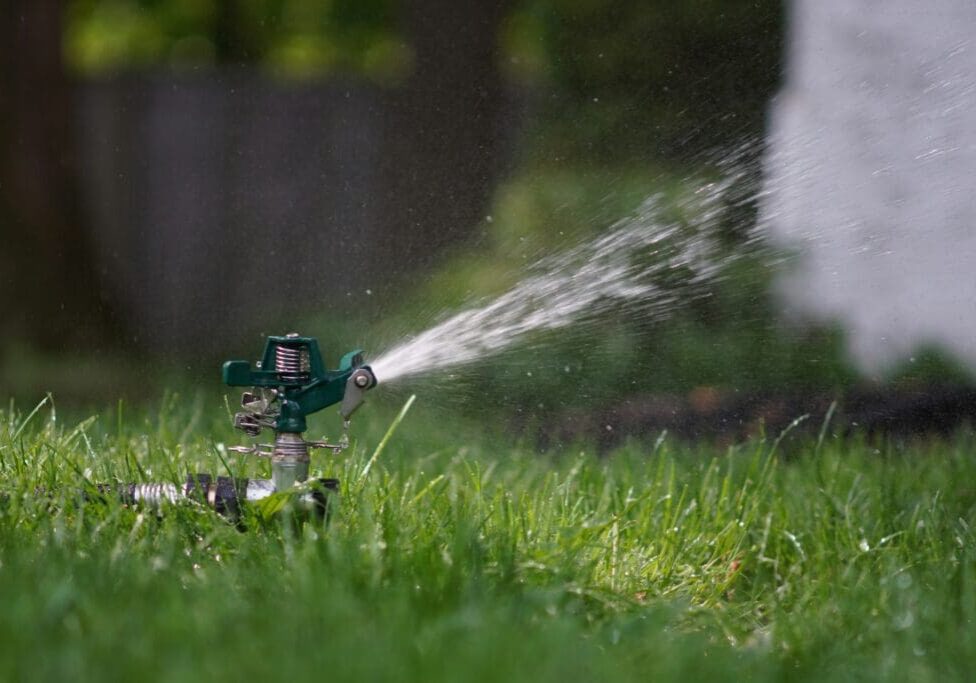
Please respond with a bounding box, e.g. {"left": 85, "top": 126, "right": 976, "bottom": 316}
{"left": 338, "top": 419, "right": 351, "bottom": 450}
{"left": 893, "top": 611, "right": 914, "bottom": 630}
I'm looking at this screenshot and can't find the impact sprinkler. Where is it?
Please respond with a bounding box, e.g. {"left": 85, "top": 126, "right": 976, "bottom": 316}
{"left": 222, "top": 333, "right": 376, "bottom": 492}
{"left": 107, "top": 334, "right": 377, "bottom": 520}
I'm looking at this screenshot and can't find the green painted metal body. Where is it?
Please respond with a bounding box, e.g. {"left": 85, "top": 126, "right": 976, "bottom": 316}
{"left": 222, "top": 336, "right": 365, "bottom": 433}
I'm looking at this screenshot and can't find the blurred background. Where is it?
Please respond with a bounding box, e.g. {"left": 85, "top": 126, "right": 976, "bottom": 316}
{"left": 2, "top": 0, "right": 974, "bottom": 443}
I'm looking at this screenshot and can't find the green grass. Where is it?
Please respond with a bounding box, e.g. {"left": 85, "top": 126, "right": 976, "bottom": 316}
{"left": 0, "top": 394, "right": 974, "bottom": 681}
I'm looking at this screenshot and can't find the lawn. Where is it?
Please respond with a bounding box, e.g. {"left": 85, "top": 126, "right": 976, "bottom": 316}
{"left": 0, "top": 394, "right": 973, "bottom": 681}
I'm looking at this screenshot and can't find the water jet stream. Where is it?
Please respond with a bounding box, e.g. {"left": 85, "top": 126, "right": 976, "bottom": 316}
{"left": 372, "top": 169, "right": 757, "bottom": 385}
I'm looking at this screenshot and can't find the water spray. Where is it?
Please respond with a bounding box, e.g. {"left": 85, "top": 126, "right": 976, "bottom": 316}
{"left": 370, "top": 181, "right": 752, "bottom": 385}
{"left": 100, "top": 333, "right": 377, "bottom": 521}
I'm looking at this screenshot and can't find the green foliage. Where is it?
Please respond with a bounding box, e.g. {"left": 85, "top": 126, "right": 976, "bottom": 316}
{"left": 886, "top": 346, "right": 975, "bottom": 387}
{"left": 0, "top": 398, "right": 975, "bottom": 681}
{"left": 64, "top": 0, "right": 783, "bottom": 142}
{"left": 518, "top": 0, "right": 783, "bottom": 160}
{"left": 65, "top": 0, "right": 407, "bottom": 80}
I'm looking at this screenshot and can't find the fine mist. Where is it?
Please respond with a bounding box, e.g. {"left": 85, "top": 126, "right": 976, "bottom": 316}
{"left": 762, "top": 0, "right": 976, "bottom": 373}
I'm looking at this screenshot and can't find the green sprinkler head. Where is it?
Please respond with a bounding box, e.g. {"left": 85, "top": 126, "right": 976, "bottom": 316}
{"left": 222, "top": 333, "right": 377, "bottom": 490}
{"left": 223, "top": 333, "right": 376, "bottom": 433}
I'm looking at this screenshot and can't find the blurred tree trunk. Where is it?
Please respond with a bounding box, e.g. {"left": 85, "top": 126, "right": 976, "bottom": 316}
{"left": 375, "top": 0, "right": 510, "bottom": 283}
{"left": 0, "top": 0, "right": 112, "bottom": 349}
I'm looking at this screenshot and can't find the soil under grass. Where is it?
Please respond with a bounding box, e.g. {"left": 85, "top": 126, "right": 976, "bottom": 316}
{"left": 0, "top": 395, "right": 973, "bottom": 682}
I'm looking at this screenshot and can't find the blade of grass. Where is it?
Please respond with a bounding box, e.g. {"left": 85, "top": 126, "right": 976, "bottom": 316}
{"left": 815, "top": 401, "right": 838, "bottom": 456}
{"left": 360, "top": 394, "right": 416, "bottom": 480}
{"left": 12, "top": 394, "right": 50, "bottom": 441}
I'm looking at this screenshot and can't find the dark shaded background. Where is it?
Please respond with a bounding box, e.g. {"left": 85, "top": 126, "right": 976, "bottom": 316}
{"left": 0, "top": 0, "right": 781, "bottom": 353}
{"left": 7, "top": 0, "right": 968, "bottom": 440}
